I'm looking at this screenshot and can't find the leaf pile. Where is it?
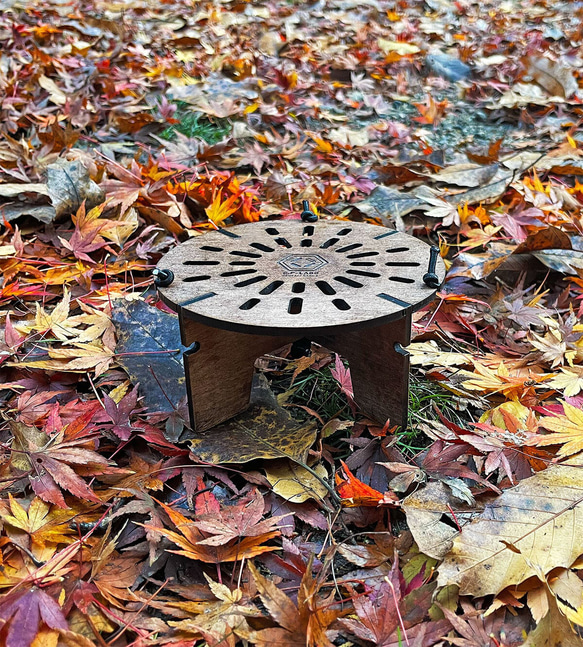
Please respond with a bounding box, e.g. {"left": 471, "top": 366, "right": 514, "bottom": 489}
{"left": 2, "top": 0, "right": 583, "bottom": 645}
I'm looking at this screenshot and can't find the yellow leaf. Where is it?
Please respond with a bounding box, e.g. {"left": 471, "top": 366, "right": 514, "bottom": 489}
{"left": 205, "top": 190, "right": 239, "bottom": 225}
{"left": 17, "top": 288, "right": 80, "bottom": 341}
{"left": 438, "top": 452, "right": 583, "bottom": 597}
{"left": 547, "top": 366, "right": 583, "bottom": 397}
{"left": 537, "top": 402, "right": 583, "bottom": 456}
{"left": 378, "top": 39, "right": 420, "bottom": 55}
{"left": 264, "top": 460, "right": 328, "bottom": 503}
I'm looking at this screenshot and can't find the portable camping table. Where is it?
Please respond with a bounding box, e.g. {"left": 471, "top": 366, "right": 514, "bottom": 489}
{"left": 155, "top": 219, "right": 445, "bottom": 432}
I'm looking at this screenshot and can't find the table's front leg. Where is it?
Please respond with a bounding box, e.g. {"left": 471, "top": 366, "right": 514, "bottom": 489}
{"left": 327, "top": 312, "right": 412, "bottom": 430}
{"left": 179, "top": 315, "right": 288, "bottom": 432}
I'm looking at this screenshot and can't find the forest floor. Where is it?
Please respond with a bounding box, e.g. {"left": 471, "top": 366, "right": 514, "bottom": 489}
{"left": 1, "top": 0, "right": 583, "bottom": 646}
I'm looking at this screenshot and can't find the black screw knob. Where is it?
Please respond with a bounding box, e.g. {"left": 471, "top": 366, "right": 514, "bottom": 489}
{"left": 300, "top": 200, "right": 318, "bottom": 223}
{"left": 423, "top": 246, "right": 440, "bottom": 289}
{"left": 153, "top": 268, "right": 174, "bottom": 287}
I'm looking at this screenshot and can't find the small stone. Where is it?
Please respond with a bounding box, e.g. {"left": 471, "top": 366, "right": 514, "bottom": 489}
{"left": 425, "top": 53, "right": 471, "bottom": 82}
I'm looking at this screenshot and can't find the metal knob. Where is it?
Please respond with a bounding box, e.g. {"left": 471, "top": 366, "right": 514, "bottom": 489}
{"left": 300, "top": 200, "right": 318, "bottom": 223}
{"left": 153, "top": 268, "right": 174, "bottom": 287}
{"left": 422, "top": 246, "right": 440, "bottom": 288}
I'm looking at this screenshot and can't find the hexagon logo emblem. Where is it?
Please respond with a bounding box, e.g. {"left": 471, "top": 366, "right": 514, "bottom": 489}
{"left": 278, "top": 253, "right": 328, "bottom": 274}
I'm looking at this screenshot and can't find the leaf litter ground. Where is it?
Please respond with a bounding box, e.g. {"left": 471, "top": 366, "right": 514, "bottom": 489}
{"left": 2, "top": 0, "right": 583, "bottom": 645}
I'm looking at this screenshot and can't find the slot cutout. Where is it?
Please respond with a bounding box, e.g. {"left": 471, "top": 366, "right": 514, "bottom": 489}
{"left": 389, "top": 276, "right": 415, "bottom": 284}
{"left": 259, "top": 281, "right": 284, "bottom": 295}
{"left": 183, "top": 260, "right": 220, "bottom": 266}
{"left": 220, "top": 269, "right": 257, "bottom": 277}
{"left": 230, "top": 251, "right": 261, "bottom": 258}
{"left": 332, "top": 299, "right": 351, "bottom": 311}
{"left": 288, "top": 298, "right": 303, "bottom": 315}
{"left": 385, "top": 261, "right": 420, "bottom": 267}
{"left": 346, "top": 269, "right": 381, "bottom": 278}
{"left": 183, "top": 275, "right": 211, "bottom": 282}
{"left": 320, "top": 238, "right": 339, "bottom": 249}
{"left": 336, "top": 243, "right": 363, "bottom": 253}
{"left": 235, "top": 275, "right": 268, "bottom": 287}
{"left": 334, "top": 276, "right": 363, "bottom": 288}
{"left": 249, "top": 243, "right": 275, "bottom": 252}
{"left": 347, "top": 251, "right": 379, "bottom": 259}
{"left": 316, "top": 281, "right": 336, "bottom": 295}
{"left": 240, "top": 298, "right": 260, "bottom": 310}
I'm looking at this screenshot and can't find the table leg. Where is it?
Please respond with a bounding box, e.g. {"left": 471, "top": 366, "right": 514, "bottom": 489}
{"left": 179, "top": 315, "right": 287, "bottom": 432}
{"left": 325, "top": 312, "right": 412, "bottom": 429}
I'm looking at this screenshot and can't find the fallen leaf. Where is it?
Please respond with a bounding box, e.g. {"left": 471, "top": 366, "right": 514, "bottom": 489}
{"left": 46, "top": 159, "right": 104, "bottom": 218}
{"left": 264, "top": 460, "right": 329, "bottom": 503}
{"left": 189, "top": 375, "right": 317, "bottom": 464}
{"left": 525, "top": 56, "right": 578, "bottom": 99}
{"left": 438, "top": 453, "right": 583, "bottom": 596}
{"left": 403, "top": 481, "right": 481, "bottom": 560}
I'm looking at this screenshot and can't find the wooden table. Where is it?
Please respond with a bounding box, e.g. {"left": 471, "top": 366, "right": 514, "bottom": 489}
{"left": 155, "top": 220, "right": 445, "bottom": 432}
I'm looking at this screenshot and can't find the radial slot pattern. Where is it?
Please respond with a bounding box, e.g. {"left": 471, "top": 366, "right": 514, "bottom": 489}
{"left": 156, "top": 220, "right": 445, "bottom": 333}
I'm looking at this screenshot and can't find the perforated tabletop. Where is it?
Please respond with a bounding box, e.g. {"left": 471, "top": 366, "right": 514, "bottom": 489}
{"left": 156, "top": 221, "right": 445, "bottom": 335}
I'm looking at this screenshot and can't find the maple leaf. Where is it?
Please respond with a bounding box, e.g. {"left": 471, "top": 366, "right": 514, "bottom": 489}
{"left": 10, "top": 421, "right": 112, "bottom": 507}
{"left": 238, "top": 561, "right": 342, "bottom": 647}
{"left": 529, "top": 312, "right": 583, "bottom": 368}
{"left": 16, "top": 287, "right": 79, "bottom": 341}
{"left": 460, "top": 224, "right": 503, "bottom": 251}
{"left": 168, "top": 575, "right": 259, "bottom": 647}
{"left": 0, "top": 587, "right": 68, "bottom": 647}
{"left": 535, "top": 401, "right": 583, "bottom": 457}
{"left": 205, "top": 190, "right": 240, "bottom": 225}
{"left": 145, "top": 495, "right": 281, "bottom": 563}
{"left": 457, "top": 360, "right": 549, "bottom": 399}
{"left": 420, "top": 439, "right": 501, "bottom": 494}
{"left": 340, "top": 558, "right": 450, "bottom": 647}
{"left": 64, "top": 301, "right": 115, "bottom": 345}
{"left": 13, "top": 342, "right": 115, "bottom": 376}
{"left": 439, "top": 603, "right": 520, "bottom": 647}
{"left": 238, "top": 142, "right": 271, "bottom": 174}
{"left": 58, "top": 202, "right": 111, "bottom": 263}
{"left": 336, "top": 461, "right": 399, "bottom": 507}
{"left": 103, "top": 385, "right": 139, "bottom": 440}
{"left": 194, "top": 488, "right": 285, "bottom": 546}
{"left": 547, "top": 366, "right": 583, "bottom": 397}
{"left": 15, "top": 389, "right": 64, "bottom": 426}
{"left": 329, "top": 353, "right": 354, "bottom": 403}
{"left": 0, "top": 495, "right": 77, "bottom": 562}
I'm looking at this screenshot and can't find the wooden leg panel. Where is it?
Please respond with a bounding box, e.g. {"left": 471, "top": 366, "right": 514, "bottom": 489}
{"left": 180, "top": 316, "right": 287, "bottom": 432}
{"left": 320, "top": 314, "right": 412, "bottom": 429}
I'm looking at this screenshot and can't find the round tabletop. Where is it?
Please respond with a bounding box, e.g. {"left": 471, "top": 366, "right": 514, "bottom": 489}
{"left": 156, "top": 220, "right": 445, "bottom": 335}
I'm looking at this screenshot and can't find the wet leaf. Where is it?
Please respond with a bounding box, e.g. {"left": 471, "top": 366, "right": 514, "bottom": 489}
{"left": 112, "top": 299, "right": 190, "bottom": 415}
{"left": 189, "top": 376, "right": 317, "bottom": 464}
{"left": 46, "top": 159, "right": 104, "bottom": 218}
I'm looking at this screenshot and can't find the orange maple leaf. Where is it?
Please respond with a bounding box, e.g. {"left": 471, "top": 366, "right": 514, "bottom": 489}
{"left": 335, "top": 461, "right": 399, "bottom": 507}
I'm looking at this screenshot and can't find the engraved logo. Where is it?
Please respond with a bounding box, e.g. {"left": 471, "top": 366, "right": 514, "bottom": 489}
{"left": 278, "top": 254, "right": 328, "bottom": 275}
